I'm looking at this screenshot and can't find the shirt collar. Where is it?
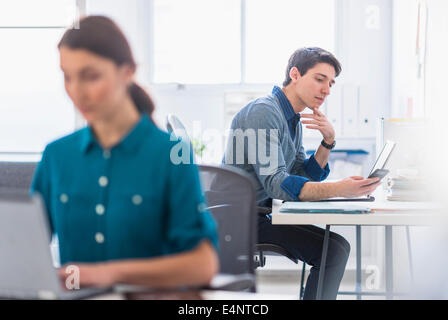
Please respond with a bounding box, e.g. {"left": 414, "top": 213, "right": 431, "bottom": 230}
{"left": 80, "top": 114, "right": 154, "bottom": 154}
{"left": 79, "top": 126, "right": 96, "bottom": 153}
{"left": 272, "top": 86, "right": 300, "bottom": 121}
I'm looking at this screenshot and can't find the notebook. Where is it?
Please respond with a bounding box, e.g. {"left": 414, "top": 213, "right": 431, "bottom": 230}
{"left": 280, "top": 202, "right": 371, "bottom": 214}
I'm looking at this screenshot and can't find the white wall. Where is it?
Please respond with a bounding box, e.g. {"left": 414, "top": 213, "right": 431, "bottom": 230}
{"left": 336, "top": 0, "right": 392, "bottom": 134}
{"left": 86, "top": 0, "right": 152, "bottom": 87}
{"left": 389, "top": 0, "right": 448, "bottom": 295}
{"left": 424, "top": 0, "right": 448, "bottom": 117}
{"left": 410, "top": 0, "right": 448, "bottom": 299}
{"left": 391, "top": 0, "right": 422, "bottom": 118}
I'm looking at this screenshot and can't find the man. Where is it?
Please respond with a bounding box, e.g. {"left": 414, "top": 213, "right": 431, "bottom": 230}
{"left": 223, "top": 47, "right": 380, "bottom": 300}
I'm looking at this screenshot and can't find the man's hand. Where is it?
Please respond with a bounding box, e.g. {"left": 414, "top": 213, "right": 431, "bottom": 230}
{"left": 301, "top": 108, "right": 335, "bottom": 143}
{"left": 336, "top": 176, "right": 381, "bottom": 198}
{"left": 298, "top": 176, "right": 381, "bottom": 201}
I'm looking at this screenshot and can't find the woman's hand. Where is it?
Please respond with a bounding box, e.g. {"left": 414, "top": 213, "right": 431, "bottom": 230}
{"left": 301, "top": 108, "right": 335, "bottom": 143}
{"left": 58, "top": 263, "right": 117, "bottom": 289}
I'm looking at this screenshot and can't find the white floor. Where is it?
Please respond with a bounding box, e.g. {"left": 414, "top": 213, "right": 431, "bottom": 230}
{"left": 256, "top": 272, "right": 385, "bottom": 300}
{"left": 255, "top": 257, "right": 391, "bottom": 300}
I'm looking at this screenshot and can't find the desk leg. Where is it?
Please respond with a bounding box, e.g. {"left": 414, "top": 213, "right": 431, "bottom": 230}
{"left": 385, "top": 226, "right": 394, "bottom": 300}
{"left": 406, "top": 226, "right": 415, "bottom": 286}
{"left": 316, "top": 225, "right": 331, "bottom": 300}
{"left": 356, "top": 225, "right": 362, "bottom": 300}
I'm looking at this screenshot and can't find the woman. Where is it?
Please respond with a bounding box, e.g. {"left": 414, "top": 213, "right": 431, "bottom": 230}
{"left": 31, "top": 16, "right": 219, "bottom": 289}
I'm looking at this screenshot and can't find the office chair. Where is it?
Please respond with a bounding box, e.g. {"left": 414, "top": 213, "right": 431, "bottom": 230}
{"left": 166, "top": 115, "right": 306, "bottom": 297}
{"left": 0, "top": 161, "right": 37, "bottom": 194}
{"left": 166, "top": 114, "right": 191, "bottom": 143}
{"left": 199, "top": 164, "right": 257, "bottom": 291}
{"left": 255, "top": 242, "right": 307, "bottom": 299}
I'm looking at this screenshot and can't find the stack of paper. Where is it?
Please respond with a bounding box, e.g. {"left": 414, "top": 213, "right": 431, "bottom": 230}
{"left": 280, "top": 202, "right": 371, "bottom": 214}
{"left": 386, "top": 176, "right": 427, "bottom": 201}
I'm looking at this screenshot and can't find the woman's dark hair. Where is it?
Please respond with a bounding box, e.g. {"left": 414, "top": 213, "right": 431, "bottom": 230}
{"left": 283, "top": 47, "right": 342, "bottom": 87}
{"left": 58, "top": 15, "right": 154, "bottom": 116}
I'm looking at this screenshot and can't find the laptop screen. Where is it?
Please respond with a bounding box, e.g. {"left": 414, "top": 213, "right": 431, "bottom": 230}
{"left": 368, "top": 140, "right": 396, "bottom": 176}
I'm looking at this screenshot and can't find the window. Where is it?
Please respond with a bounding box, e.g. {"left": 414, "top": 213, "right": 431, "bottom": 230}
{"left": 0, "top": 0, "right": 77, "bottom": 27}
{"left": 152, "top": 0, "right": 335, "bottom": 84}
{"left": 245, "top": 0, "right": 335, "bottom": 84}
{"left": 153, "top": 0, "right": 241, "bottom": 84}
{"left": 0, "top": 0, "right": 80, "bottom": 154}
{"left": 0, "top": 0, "right": 336, "bottom": 153}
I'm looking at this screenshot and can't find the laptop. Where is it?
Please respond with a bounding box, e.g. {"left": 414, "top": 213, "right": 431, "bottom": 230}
{"left": 0, "top": 193, "right": 111, "bottom": 299}
{"left": 316, "top": 140, "right": 396, "bottom": 202}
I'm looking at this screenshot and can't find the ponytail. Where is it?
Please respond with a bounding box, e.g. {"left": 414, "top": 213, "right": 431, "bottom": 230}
{"left": 128, "top": 82, "right": 155, "bottom": 117}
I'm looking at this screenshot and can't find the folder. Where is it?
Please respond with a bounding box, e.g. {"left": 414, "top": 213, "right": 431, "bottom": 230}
{"left": 279, "top": 202, "right": 371, "bottom": 214}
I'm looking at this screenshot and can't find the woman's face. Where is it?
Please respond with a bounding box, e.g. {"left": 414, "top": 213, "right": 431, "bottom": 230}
{"left": 59, "top": 47, "right": 134, "bottom": 123}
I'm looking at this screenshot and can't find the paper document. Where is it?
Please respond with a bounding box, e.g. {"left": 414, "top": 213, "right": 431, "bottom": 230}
{"left": 280, "top": 202, "right": 371, "bottom": 214}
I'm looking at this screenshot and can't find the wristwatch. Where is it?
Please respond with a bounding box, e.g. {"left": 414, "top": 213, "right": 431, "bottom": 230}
{"left": 321, "top": 139, "right": 336, "bottom": 150}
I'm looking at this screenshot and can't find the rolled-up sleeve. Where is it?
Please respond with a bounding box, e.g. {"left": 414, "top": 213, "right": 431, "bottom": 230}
{"left": 166, "top": 140, "right": 219, "bottom": 254}
{"left": 280, "top": 175, "right": 310, "bottom": 200}
{"left": 304, "top": 153, "right": 330, "bottom": 181}
{"left": 280, "top": 154, "right": 329, "bottom": 200}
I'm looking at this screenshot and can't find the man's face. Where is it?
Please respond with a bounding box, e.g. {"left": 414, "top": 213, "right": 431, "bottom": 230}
{"left": 291, "top": 63, "right": 336, "bottom": 110}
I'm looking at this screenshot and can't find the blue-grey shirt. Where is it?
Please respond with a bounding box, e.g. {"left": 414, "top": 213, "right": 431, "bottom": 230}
{"left": 223, "top": 86, "right": 330, "bottom": 206}
{"left": 31, "top": 115, "right": 218, "bottom": 264}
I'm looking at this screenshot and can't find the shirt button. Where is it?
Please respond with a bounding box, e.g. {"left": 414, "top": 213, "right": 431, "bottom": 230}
{"left": 95, "top": 232, "right": 105, "bottom": 244}
{"left": 198, "top": 203, "right": 206, "bottom": 212}
{"left": 103, "top": 150, "right": 111, "bottom": 159}
{"left": 98, "top": 176, "right": 108, "bottom": 187}
{"left": 60, "top": 194, "right": 69, "bottom": 204}
{"left": 132, "top": 195, "right": 142, "bottom": 205}
{"left": 95, "top": 204, "right": 105, "bottom": 215}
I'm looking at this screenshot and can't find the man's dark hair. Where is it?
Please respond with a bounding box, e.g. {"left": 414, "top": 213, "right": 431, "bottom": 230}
{"left": 283, "top": 47, "right": 342, "bottom": 87}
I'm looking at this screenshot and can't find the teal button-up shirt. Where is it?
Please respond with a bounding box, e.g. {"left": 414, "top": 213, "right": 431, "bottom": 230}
{"left": 31, "top": 115, "right": 218, "bottom": 265}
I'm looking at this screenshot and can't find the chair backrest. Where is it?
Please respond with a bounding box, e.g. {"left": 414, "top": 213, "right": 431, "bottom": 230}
{"left": 166, "top": 114, "right": 191, "bottom": 143}
{"left": 199, "top": 164, "right": 257, "bottom": 275}
{"left": 0, "top": 162, "right": 37, "bottom": 194}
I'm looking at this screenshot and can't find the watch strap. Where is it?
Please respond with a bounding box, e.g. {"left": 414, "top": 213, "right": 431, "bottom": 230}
{"left": 321, "top": 139, "right": 336, "bottom": 150}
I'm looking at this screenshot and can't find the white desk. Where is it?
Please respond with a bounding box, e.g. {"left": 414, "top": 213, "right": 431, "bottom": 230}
{"left": 272, "top": 200, "right": 438, "bottom": 226}
{"left": 91, "top": 290, "right": 296, "bottom": 300}
{"left": 271, "top": 198, "right": 441, "bottom": 300}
